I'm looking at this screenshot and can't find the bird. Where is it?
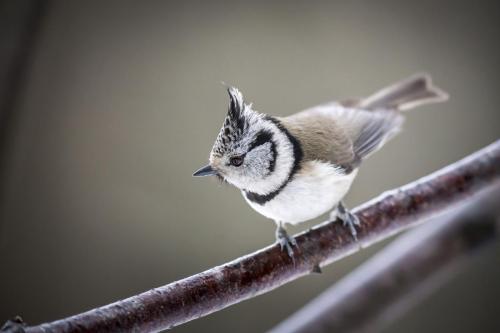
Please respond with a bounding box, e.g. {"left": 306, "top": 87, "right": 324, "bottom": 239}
{"left": 193, "top": 74, "right": 448, "bottom": 257}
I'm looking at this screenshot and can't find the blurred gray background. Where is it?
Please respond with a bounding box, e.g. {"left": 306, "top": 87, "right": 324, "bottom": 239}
{"left": 1, "top": 0, "right": 499, "bottom": 332}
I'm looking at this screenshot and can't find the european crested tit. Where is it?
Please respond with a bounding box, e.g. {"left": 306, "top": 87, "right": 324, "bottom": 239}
{"left": 194, "top": 74, "right": 448, "bottom": 256}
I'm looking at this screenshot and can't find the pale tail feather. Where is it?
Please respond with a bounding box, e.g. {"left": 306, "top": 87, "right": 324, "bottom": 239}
{"left": 352, "top": 74, "right": 447, "bottom": 160}
{"left": 358, "top": 73, "right": 449, "bottom": 111}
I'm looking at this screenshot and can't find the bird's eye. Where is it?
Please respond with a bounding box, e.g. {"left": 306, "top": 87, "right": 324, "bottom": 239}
{"left": 230, "top": 156, "right": 244, "bottom": 167}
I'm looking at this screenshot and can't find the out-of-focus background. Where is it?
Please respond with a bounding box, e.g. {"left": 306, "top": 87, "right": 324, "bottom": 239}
{"left": 1, "top": 0, "right": 499, "bottom": 332}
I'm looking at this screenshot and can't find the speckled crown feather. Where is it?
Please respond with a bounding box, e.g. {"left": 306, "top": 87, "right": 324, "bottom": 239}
{"left": 212, "top": 87, "right": 251, "bottom": 156}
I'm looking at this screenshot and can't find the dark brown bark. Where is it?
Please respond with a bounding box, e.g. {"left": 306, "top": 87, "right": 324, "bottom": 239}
{"left": 268, "top": 186, "right": 500, "bottom": 333}
{"left": 3, "top": 140, "right": 500, "bottom": 333}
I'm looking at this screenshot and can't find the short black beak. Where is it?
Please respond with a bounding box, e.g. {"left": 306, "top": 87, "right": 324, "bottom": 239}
{"left": 193, "top": 164, "right": 218, "bottom": 177}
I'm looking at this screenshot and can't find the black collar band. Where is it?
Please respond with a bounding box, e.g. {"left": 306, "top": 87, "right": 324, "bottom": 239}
{"left": 244, "top": 116, "right": 303, "bottom": 205}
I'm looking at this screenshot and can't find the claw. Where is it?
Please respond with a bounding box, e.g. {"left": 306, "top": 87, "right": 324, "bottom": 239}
{"left": 279, "top": 237, "right": 295, "bottom": 258}
{"left": 275, "top": 222, "right": 297, "bottom": 259}
{"left": 334, "top": 202, "right": 360, "bottom": 241}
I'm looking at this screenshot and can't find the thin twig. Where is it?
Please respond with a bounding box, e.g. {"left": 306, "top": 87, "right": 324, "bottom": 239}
{"left": 268, "top": 185, "right": 500, "bottom": 333}
{"left": 2, "top": 140, "right": 500, "bottom": 333}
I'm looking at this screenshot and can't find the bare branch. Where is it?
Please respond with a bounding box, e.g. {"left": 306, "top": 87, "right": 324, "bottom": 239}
{"left": 268, "top": 186, "right": 500, "bottom": 333}
{"left": 3, "top": 140, "right": 500, "bottom": 333}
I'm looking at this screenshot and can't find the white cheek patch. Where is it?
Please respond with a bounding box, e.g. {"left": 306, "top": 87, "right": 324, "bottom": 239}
{"left": 225, "top": 143, "right": 272, "bottom": 191}
{"left": 244, "top": 142, "right": 273, "bottom": 176}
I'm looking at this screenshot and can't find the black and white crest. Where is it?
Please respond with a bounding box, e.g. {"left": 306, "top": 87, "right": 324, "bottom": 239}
{"left": 212, "top": 87, "right": 252, "bottom": 156}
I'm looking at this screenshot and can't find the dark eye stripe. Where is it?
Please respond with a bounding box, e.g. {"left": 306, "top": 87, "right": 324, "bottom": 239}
{"left": 268, "top": 141, "right": 277, "bottom": 173}
{"left": 248, "top": 130, "right": 273, "bottom": 151}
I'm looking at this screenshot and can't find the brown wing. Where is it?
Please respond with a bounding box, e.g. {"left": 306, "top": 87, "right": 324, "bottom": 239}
{"left": 279, "top": 108, "right": 356, "bottom": 169}
{"left": 281, "top": 102, "right": 403, "bottom": 171}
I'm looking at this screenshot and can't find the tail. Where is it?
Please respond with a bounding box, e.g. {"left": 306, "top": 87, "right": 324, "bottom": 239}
{"left": 358, "top": 73, "right": 449, "bottom": 111}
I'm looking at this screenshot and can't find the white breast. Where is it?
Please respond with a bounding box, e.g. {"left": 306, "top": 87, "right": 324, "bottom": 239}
{"left": 243, "top": 160, "right": 357, "bottom": 224}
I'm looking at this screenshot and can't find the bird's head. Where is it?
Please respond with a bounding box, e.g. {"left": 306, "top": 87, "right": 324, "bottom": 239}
{"left": 193, "top": 87, "right": 297, "bottom": 195}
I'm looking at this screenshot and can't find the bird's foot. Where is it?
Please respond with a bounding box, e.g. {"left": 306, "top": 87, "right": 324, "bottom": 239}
{"left": 275, "top": 224, "right": 297, "bottom": 259}
{"left": 331, "top": 202, "right": 360, "bottom": 241}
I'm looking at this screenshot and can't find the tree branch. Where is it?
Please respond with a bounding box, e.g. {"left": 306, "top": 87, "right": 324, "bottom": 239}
{"left": 268, "top": 186, "right": 500, "bottom": 333}
{"left": 3, "top": 140, "right": 500, "bottom": 333}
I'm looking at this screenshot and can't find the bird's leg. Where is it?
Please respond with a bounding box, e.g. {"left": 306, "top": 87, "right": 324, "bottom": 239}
{"left": 275, "top": 221, "right": 297, "bottom": 258}
{"left": 330, "top": 201, "right": 360, "bottom": 241}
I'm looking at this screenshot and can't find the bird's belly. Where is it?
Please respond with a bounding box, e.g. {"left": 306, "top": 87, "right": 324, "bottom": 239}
{"left": 244, "top": 161, "right": 357, "bottom": 224}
